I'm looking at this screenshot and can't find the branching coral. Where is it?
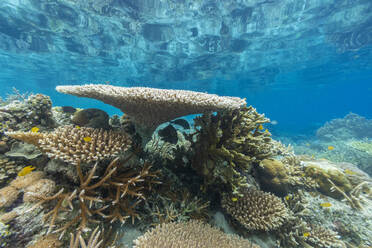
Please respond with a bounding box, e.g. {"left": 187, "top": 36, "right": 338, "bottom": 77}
{"left": 26, "top": 157, "right": 160, "bottom": 238}
{"left": 304, "top": 224, "right": 346, "bottom": 248}
{"left": 56, "top": 84, "right": 246, "bottom": 133}
{"left": 144, "top": 188, "right": 210, "bottom": 225}
{"left": 133, "top": 220, "right": 260, "bottom": 248}
{"left": 6, "top": 126, "right": 131, "bottom": 165}
{"left": 190, "top": 106, "right": 289, "bottom": 195}
{"left": 221, "top": 188, "right": 289, "bottom": 231}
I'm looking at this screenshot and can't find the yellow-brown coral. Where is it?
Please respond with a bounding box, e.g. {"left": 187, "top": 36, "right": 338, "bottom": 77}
{"left": 23, "top": 179, "right": 56, "bottom": 203}
{"left": 10, "top": 171, "right": 45, "bottom": 190}
{"left": 133, "top": 220, "right": 259, "bottom": 248}
{"left": 56, "top": 84, "right": 246, "bottom": 130}
{"left": 222, "top": 188, "right": 289, "bottom": 231}
{"left": 0, "top": 186, "right": 19, "bottom": 208}
{"left": 6, "top": 126, "right": 131, "bottom": 165}
{"left": 27, "top": 234, "right": 62, "bottom": 248}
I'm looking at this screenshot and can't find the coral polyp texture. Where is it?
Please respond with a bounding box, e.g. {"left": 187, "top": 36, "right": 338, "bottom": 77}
{"left": 191, "top": 106, "right": 290, "bottom": 195}
{"left": 56, "top": 84, "right": 246, "bottom": 130}
{"left": 6, "top": 125, "right": 131, "bottom": 165}
{"left": 222, "top": 188, "right": 289, "bottom": 231}
{"left": 133, "top": 220, "right": 259, "bottom": 248}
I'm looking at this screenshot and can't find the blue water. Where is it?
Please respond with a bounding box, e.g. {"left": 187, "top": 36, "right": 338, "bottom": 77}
{"left": 1, "top": 0, "right": 372, "bottom": 137}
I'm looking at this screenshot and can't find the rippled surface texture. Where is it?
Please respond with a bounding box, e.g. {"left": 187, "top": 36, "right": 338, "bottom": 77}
{"left": 0, "top": 0, "right": 371, "bottom": 84}
{"left": 0, "top": 0, "right": 372, "bottom": 133}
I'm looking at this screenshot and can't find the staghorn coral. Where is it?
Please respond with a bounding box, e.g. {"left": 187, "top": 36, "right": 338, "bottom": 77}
{"left": 26, "top": 157, "right": 160, "bottom": 237}
{"left": 221, "top": 188, "right": 289, "bottom": 231}
{"left": 190, "top": 106, "right": 290, "bottom": 195}
{"left": 56, "top": 84, "right": 246, "bottom": 134}
{"left": 144, "top": 188, "right": 210, "bottom": 225}
{"left": 133, "top": 220, "right": 260, "bottom": 248}
{"left": 304, "top": 224, "right": 346, "bottom": 248}
{"left": 6, "top": 125, "right": 131, "bottom": 165}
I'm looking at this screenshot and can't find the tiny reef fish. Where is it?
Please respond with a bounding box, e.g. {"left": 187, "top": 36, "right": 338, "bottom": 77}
{"left": 320, "top": 202, "right": 332, "bottom": 208}
{"left": 83, "top": 136, "right": 92, "bottom": 142}
{"left": 75, "top": 125, "right": 81, "bottom": 129}
{"left": 305, "top": 143, "right": 311, "bottom": 147}
{"left": 18, "top": 166, "right": 36, "bottom": 176}
{"left": 303, "top": 232, "right": 310, "bottom": 237}
{"left": 327, "top": 146, "right": 335, "bottom": 150}
{"left": 258, "top": 124, "right": 264, "bottom": 130}
{"left": 231, "top": 197, "right": 238, "bottom": 202}
{"left": 31, "top": 127, "right": 39, "bottom": 133}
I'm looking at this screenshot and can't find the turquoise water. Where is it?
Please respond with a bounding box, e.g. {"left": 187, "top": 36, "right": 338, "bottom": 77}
{"left": 1, "top": 1, "right": 372, "bottom": 248}
{"left": 1, "top": 1, "right": 371, "bottom": 137}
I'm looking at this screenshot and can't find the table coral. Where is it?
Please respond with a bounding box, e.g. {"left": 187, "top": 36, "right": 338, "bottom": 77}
{"left": 56, "top": 84, "right": 246, "bottom": 140}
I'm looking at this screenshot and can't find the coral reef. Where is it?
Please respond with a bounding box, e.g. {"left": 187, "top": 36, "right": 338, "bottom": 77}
{"left": 0, "top": 156, "right": 22, "bottom": 186}
{"left": 27, "top": 234, "right": 62, "bottom": 248}
{"left": 221, "top": 188, "right": 289, "bottom": 231}
{"left": 316, "top": 113, "right": 372, "bottom": 141}
{"left": 6, "top": 125, "right": 131, "bottom": 165}
{"left": 190, "top": 106, "right": 290, "bottom": 195}
{"left": 23, "top": 179, "right": 56, "bottom": 203}
{"left": 347, "top": 140, "right": 372, "bottom": 155}
{"left": 305, "top": 224, "right": 346, "bottom": 248}
{"left": 56, "top": 84, "right": 246, "bottom": 134}
{"left": 26, "top": 157, "right": 160, "bottom": 237}
{"left": 72, "top": 108, "right": 110, "bottom": 129}
{"left": 144, "top": 188, "right": 210, "bottom": 225}
{"left": 0, "top": 185, "right": 19, "bottom": 208}
{"left": 256, "top": 156, "right": 317, "bottom": 196}
{"left": 133, "top": 220, "right": 260, "bottom": 248}
{"left": 303, "top": 160, "right": 353, "bottom": 199}
{"left": 0, "top": 93, "right": 55, "bottom": 131}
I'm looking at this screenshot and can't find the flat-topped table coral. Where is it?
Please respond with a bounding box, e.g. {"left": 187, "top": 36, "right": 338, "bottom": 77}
{"left": 56, "top": 84, "right": 246, "bottom": 143}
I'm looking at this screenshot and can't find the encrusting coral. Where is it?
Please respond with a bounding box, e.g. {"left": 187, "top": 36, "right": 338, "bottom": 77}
{"left": 133, "top": 220, "right": 260, "bottom": 248}
{"left": 221, "top": 188, "right": 289, "bottom": 231}
{"left": 6, "top": 125, "right": 131, "bottom": 165}
{"left": 190, "top": 106, "right": 290, "bottom": 195}
{"left": 56, "top": 84, "right": 246, "bottom": 135}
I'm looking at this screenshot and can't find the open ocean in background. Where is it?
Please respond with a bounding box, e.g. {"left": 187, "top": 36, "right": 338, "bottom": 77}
{"left": 0, "top": 0, "right": 371, "bottom": 139}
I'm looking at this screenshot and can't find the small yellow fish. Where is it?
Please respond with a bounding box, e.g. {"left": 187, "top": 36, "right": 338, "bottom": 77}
{"left": 285, "top": 195, "right": 290, "bottom": 201}
{"left": 327, "top": 146, "right": 335, "bottom": 150}
{"left": 83, "top": 136, "right": 92, "bottom": 142}
{"left": 18, "top": 165, "right": 36, "bottom": 176}
{"left": 31, "top": 127, "right": 39, "bottom": 133}
{"left": 265, "top": 129, "right": 271, "bottom": 135}
{"left": 75, "top": 125, "right": 81, "bottom": 129}
{"left": 306, "top": 143, "right": 310, "bottom": 147}
{"left": 344, "top": 169, "right": 356, "bottom": 175}
{"left": 320, "top": 202, "right": 332, "bottom": 208}
{"left": 303, "top": 232, "right": 310, "bottom": 237}
{"left": 231, "top": 197, "right": 238, "bottom": 202}
{"left": 258, "top": 124, "right": 264, "bottom": 130}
